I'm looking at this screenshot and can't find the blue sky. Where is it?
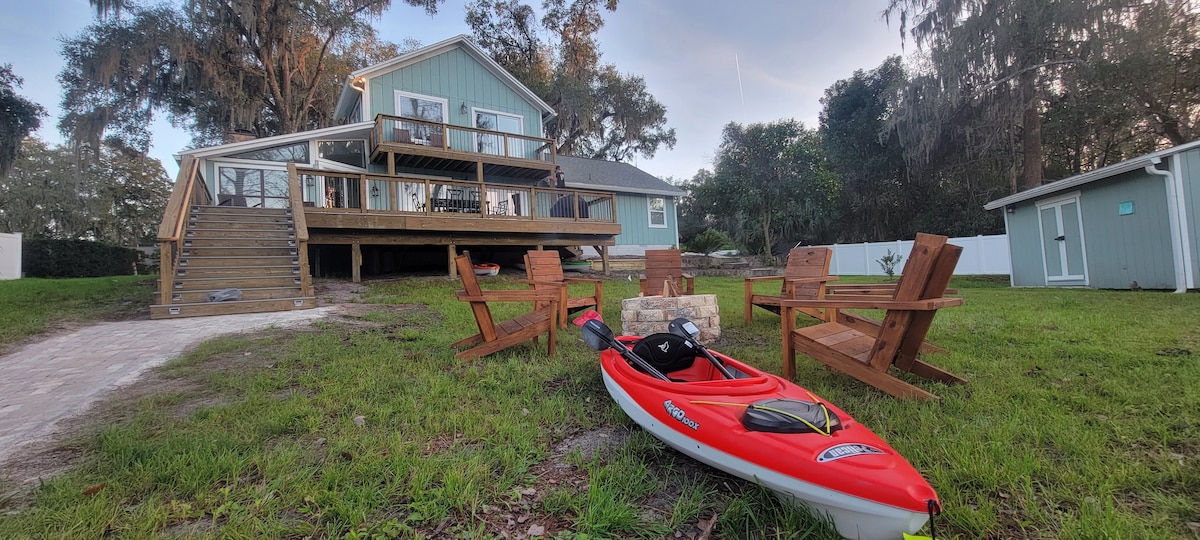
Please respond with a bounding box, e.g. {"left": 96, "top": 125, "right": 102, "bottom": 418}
{"left": 0, "top": 0, "right": 906, "bottom": 181}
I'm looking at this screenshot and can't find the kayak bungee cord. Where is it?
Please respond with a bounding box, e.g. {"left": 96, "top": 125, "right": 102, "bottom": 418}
{"left": 688, "top": 399, "right": 836, "bottom": 437}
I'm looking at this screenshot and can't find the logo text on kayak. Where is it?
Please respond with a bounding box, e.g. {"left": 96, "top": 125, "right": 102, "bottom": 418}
{"left": 817, "top": 443, "right": 886, "bottom": 463}
{"left": 663, "top": 400, "right": 700, "bottom": 431}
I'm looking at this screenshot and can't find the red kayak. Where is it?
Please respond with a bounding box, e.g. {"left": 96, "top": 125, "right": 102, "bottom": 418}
{"left": 578, "top": 313, "right": 940, "bottom": 540}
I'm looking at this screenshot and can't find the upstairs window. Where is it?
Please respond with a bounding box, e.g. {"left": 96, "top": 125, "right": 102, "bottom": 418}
{"left": 648, "top": 197, "right": 667, "bottom": 228}
{"left": 228, "top": 142, "right": 309, "bottom": 163}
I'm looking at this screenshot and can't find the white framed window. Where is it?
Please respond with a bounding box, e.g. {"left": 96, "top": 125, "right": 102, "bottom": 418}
{"left": 394, "top": 90, "right": 448, "bottom": 143}
{"left": 648, "top": 197, "right": 667, "bottom": 228}
{"left": 215, "top": 163, "right": 291, "bottom": 209}
{"left": 472, "top": 107, "right": 524, "bottom": 157}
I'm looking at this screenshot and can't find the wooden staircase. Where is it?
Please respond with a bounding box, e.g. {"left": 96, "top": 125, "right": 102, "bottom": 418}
{"left": 151, "top": 205, "right": 316, "bottom": 319}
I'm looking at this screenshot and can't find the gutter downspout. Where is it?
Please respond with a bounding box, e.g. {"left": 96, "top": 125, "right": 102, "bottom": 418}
{"left": 1145, "top": 158, "right": 1187, "bottom": 293}
{"left": 1171, "top": 153, "right": 1195, "bottom": 289}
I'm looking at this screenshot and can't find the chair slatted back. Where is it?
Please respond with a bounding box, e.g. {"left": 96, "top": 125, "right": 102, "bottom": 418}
{"left": 642, "top": 249, "right": 685, "bottom": 296}
{"left": 894, "top": 242, "right": 962, "bottom": 369}
{"left": 455, "top": 251, "right": 497, "bottom": 342}
{"left": 525, "top": 250, "right": 563, "bottom": 311}
{"left": 782, "top": 247, "right": 832, "bottom": 300}
{"left": 866, "top": 234, "right": 948, "bottom": 371}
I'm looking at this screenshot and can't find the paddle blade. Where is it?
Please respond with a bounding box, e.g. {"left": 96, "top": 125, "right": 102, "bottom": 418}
{"left": 667, "top": 318, "right": 700, "bottom": 340}
{"left": 572, "top": 309, "right": 604, "bottom": 327}
{"left": 902, "top": 535, "right": 933, "bottom": 540}
{"left": 581, "top": 319, "right": 615, "bottom": 351}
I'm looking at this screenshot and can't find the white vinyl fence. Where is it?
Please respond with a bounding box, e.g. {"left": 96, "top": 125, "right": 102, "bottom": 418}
{"left": 822, "top": 234, "right": 1010, "bottom": 276}
{"left": 0, "top": 232, "right": 21, "bottom": 280}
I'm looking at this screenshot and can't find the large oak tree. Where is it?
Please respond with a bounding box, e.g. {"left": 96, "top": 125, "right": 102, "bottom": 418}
{"left": 60, "top": 0, "right": 442, "bottom": 154}
{"left": 466, "top": 0, "right": 676, "bottom": 161}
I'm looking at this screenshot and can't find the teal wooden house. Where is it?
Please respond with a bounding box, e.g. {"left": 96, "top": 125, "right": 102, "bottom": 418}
{"left": 985, "top": 140, "right": 1200, "bottom": 291}
{"left": 152, "top": 35, "right": 682, "bottom": 318}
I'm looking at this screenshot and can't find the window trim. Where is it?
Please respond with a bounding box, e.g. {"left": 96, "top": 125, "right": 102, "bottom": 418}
{"left": 648, "top": 196, "right": 668, "bottom": 228}
{"left": 472, "top": 107, "right": 524, "bottom": 158}
{"left": 394, "top": 90, "right": 448, "bottom": 124}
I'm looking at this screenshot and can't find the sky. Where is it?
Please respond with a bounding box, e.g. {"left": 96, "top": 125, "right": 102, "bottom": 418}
{"left": 0, "top": 0, "right": 907, "bottom": 181}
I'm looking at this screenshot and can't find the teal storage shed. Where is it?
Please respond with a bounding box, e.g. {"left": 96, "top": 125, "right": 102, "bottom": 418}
{"left": 985, "top": 141, "right": 1200, "bottom": 290}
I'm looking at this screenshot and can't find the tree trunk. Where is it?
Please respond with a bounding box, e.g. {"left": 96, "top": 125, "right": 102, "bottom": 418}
{"left": 1020, "top": 69, "right": 1043, "bottom": 190}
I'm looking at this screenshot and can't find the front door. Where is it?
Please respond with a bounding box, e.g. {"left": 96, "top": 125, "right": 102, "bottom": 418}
{"left": 1038, "top": 196, "right": 1088, "bottom": 284}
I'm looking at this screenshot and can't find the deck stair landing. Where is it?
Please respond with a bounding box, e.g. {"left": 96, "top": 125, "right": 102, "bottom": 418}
{"left": 150, "top": 205, "right": 316, "bottom": 319}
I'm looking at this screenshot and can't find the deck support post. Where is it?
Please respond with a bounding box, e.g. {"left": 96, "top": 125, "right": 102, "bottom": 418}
{"left": 448, "top": 244, "right": 458, "bottom": 279}
{"left": 352, "top": 242, "right": 362, "bottom": 283}
{"left": 601, "top": 245, "right": 610, "bottom": 276}
{"left": 387, "top": 152, "right": 395, "bottom": 176}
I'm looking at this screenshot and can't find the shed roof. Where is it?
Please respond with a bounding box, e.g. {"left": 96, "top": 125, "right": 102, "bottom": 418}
{"left": 984, "top": 138, "right": 1200, "bottom": 210}
{"left": 557, "top": 155, "right": 685, "bottom": 197}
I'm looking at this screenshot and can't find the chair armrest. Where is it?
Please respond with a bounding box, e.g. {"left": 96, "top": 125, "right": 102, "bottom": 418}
{"left": 777, "top": 297, "right": 963, "bottom": 311}
{"left": 456, "top": 289, "right": 560, "bottom": 302}
{"left": 744, "top": 275, "right": 784, "bottom": 283}
{"left": 562, "top": 277, "right": 602, "bottom": 285}
{"left": 682, "top": 273, "right": 695, "bottom": 279}
{"left": 783, "top": 275, "right": 839, "bottom": 285}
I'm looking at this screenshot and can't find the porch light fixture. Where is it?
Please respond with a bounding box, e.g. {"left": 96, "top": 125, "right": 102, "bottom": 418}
{"left": 460, "top": 102, "right": 468, "bottom": 115}
{"left": 305, "top": 177, "right": 314, "bottom": 187}
{"left": 370, "top": 186, "right": 380, "bottom": 197}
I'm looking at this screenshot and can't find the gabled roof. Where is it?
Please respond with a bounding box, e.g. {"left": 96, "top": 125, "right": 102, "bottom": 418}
{"left": 333, "top": 35, "right": 555, "bottom": 121}
{"left": 176, "top": 122, "right": 375, "bottom": 160}
{"left": 984, "top": 138, "right": 1200, "bottom": 210}
{"left": 557, "top": 155, "right": 685, "bottom": 197}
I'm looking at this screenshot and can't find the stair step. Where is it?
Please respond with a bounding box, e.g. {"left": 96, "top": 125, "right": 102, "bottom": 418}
{"left": 170, "top": 286, "right": 306, "bottom": 303}
{"left": 184, "top": 238, "right": 297, "bottom": 248}
{"left": 189, "top": 219, "right": 294, "bottom": 229}
{"left": 190, "top": 214, "right": 294, "bottom": 224}
{"left": 180, "top": 255, "right": 300, "bottom": 267}
{"left": 192, "top": 205, "right": 291, "bottom": 216}
{"left": 150, "top": 297, "right": 316, "bottom": 319}
{"left": 173, "top": 275, "right": 304, "bottom": 290}
{"left": 186, "top": 229, "right": 296, "bottom": 239}
{"left": 175, "top": 265, "right": 301, "bottom": 278}
{"left": 182, "top": 246, "right": 299, "bottom": 257}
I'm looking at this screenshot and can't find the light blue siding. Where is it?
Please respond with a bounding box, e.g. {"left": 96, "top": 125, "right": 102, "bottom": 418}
{"left": 367, "top": 48, "right": 541, "bottom": 137}
{"left": 1008, "top": 203, "right": 1047, "bottom": 286}
{"left": 614, "top": 193, "right": 676, "bottom": 246}
{"left": 1008, "top": 169, "right": 1175, "bottom": 289}
{"left": 1077, "top": 170, "right": 1174, "bottom": 289}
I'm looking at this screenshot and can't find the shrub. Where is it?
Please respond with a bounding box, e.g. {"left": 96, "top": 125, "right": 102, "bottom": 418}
{"left": 683, "top": 228, "right": 733, "bottom": 256}
{"left": 877, "top": 249, "right": 903, "bottom": 278}
{"left": 22, "top": 239, "right": 140, "bottom": 278}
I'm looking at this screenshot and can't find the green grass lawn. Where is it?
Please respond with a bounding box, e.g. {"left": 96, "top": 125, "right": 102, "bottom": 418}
{"left": 0, "top": 275, "right": 1196, "bottom": 539}
{"left": 0, "top": 276, "right": 156, "bottom": 349}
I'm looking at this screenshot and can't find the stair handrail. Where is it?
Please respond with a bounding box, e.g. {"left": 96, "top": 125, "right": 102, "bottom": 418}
{"left": 155, "top": 156, "right": 203, "bottom": 305}
{"left": 287, "top": 163, "right": 313, "bottom": 298}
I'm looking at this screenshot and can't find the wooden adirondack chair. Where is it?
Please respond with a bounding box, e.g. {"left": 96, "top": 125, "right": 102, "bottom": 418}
{"left": 524, "top": 250, "right": 603, "bottom": 329}
{"left": 744, "top": 247, "right": 837, "bottom": 324}
{"left": 639, "top": 249, "right": 694, "bottom": 296}
{"left": 781, "top": 233, "right": 966, "bottom": 400}
{"left": 452, "top": 251, "right": 559, "bottom": 360}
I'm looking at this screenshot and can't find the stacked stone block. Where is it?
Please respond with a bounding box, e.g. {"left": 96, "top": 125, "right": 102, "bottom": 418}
{"left": 620, "top": 294, "right": 721, "bottom": 341}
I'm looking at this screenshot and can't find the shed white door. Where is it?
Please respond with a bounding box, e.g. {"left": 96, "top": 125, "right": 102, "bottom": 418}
{"left": 1038, "top": 197, "right": 1088, "bottom": 283}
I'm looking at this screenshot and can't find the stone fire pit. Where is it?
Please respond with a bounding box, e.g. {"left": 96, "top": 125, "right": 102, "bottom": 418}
{"left": 620, "top": 294, "right": 721, "bottom": 341}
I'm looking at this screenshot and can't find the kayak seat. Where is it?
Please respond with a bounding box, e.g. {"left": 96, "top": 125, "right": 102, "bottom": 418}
{"left": 631, "top": 333, "right": 697, "bottom": 375}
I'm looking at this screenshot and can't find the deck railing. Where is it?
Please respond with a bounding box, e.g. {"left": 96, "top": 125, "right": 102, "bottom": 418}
{"left": 155, "top": 156, "right": 209, "bottom": 305}
{"left": 372, "top": 114, "right": 555, "bottom": 164}
{"left": 292, "top": 167, "right": 616, "bottom": 223}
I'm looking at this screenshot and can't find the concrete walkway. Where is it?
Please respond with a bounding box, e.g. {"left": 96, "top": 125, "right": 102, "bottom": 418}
{"left": 0, "top": 307, "right": 339, "bottom": 466}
